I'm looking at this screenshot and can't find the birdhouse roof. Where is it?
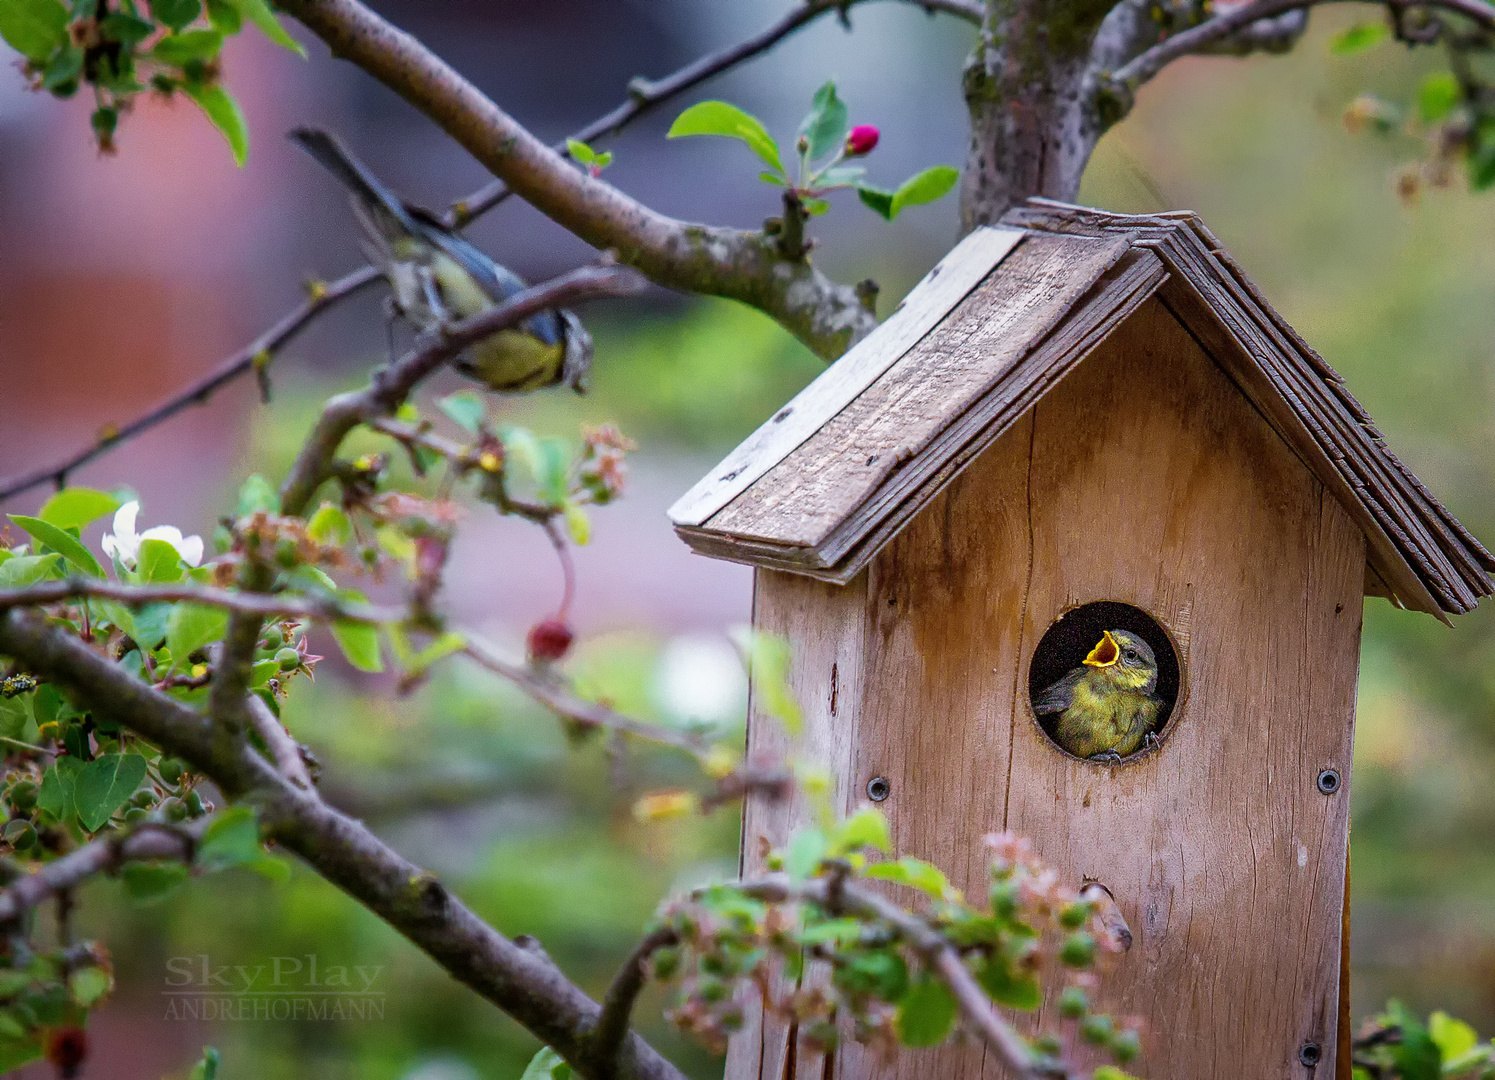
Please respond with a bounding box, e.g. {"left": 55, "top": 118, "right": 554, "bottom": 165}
{"left": 668, "top": 200, "right": 1493, "bottom": 619}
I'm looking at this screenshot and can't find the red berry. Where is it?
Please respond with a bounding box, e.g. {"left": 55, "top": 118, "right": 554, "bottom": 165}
{"left": 845, "top": 125, "right": 880, "bottom": 156}
{"left": 527, "top": 618, "right": 574, "bottom": 663}
{"left": 45, "top": 1026, "right": 88, "bottom": 1078}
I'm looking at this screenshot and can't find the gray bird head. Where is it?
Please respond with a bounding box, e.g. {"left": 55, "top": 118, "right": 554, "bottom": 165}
{"left": 1082, "top": 629, "right": 1159, "bottom": 693}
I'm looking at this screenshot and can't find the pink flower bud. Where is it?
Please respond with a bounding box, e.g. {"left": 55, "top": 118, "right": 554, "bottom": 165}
{"left": 527, "top": 618, "right": 574, "bottom": 664}
{"left": 845, "top": 125, "right": 880, "bottom": 157}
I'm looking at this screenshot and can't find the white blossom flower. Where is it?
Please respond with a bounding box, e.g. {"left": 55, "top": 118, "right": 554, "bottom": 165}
{"left": 101, "top": 501, "right": 204, "bottom": 569}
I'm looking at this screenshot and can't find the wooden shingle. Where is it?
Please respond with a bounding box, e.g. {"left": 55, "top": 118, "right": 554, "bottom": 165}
{"left": 669, "top": 199, "right": 1492, "bottom": 619}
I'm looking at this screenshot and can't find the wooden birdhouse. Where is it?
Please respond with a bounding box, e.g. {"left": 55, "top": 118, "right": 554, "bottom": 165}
{"left": 668, "top": 201, "right": 1494, "bottom": 1078}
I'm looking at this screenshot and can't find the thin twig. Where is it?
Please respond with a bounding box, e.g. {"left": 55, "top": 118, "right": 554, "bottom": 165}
{"left": 366, "top": 417, "right": 556, "bottom": 522}
{"left": 0, "top": 579, "right": 403, "bottom": 624}
{"left": 459, "top": 636, "right": 711, "bottom": 760}
{"left": 591, "top": 926, "right": 682, "bottom": 1074}
{"left": 279, "top": 261, "right": 645, "bottom": 516}
{"left": 449, "top": 0, "right": 983, "bottom": 224}
{"left": 246, "top": 693, "right": 316, "bottom": 791}
{"left": 0, "top": 267, "right": 380, "bottom": 505}
{"left": 733, "top": 874, "right": 1064, "bottom": 1080}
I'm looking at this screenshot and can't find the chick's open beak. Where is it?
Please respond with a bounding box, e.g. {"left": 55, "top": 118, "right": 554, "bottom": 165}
{"left": 1083, "top": 630, "right": 1120, "bottom": 668}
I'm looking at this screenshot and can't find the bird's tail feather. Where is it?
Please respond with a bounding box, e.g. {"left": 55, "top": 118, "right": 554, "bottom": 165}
{"left": 289, "top": 127, "right": 417, "bottom": 244}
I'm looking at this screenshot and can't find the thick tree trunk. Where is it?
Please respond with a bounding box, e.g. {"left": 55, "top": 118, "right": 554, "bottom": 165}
{"left": 959, "top": 0, "right": 1127, "bottom": 229}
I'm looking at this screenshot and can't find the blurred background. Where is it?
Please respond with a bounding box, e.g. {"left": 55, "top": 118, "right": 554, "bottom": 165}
{"left": 1, "top": 1, "right": 1493, "bottom": 1076}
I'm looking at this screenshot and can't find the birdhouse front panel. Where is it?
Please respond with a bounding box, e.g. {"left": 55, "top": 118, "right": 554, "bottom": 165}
{"left": 683, "top": 204, "right": 1492, "bottom": 1080}
{"left": 728, "top": 296, "right": 1363, "bottom": 1080}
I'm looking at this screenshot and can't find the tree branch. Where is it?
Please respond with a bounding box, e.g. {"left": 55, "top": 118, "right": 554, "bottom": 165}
{"left": 735, "top": 873, "right": 1065, "bottom": 1080}
{"left": 0, "top": 266, "right": 380, "bottom": 506}
{"left": 1106, "top": 0, "right": 1495, "bottom": 94}
{"left": 0, "top": 579, "right": 403, "bottom": 624}
{"left": 0, "top": 821, "right": 202, "bottom": 923}
{"left": 0, "top": 608, "right": 690, "bottom": 1080}
{"left": 275, "top": 0, "right": 879, "bottom": 360}
{"left": 450, "top": 0, "right": 982, "bottom": 224}
{"left": 279, "top": 261, "right": 644, "bottom": 515}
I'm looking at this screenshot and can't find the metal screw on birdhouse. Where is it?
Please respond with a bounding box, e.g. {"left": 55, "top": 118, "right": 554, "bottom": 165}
{"left": 867, "top": 777, "right": 890, "bottom": 802}
{"left": 1298, "top": 1042, "right": 1322, "bottom": 1068}
{"left": 1316, "top": 769, "right": 1341, "bottom": 795}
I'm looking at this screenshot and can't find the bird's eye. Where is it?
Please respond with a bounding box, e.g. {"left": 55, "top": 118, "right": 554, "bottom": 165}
{"left": 1122, "top": 648, "right": 1138, "bottom": 663}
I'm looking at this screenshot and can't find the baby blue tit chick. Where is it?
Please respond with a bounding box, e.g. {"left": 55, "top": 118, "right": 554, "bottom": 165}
{"left": 1034, "top": 629, "right": 1163, "bottom": 762}
{"left": 290, "top": 127, "right": 591, "bottom": 393}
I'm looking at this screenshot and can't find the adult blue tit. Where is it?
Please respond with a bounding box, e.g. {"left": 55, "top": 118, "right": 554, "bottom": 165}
{"left": 1033, "top": 629, "right": 1163, "bottom": 762}
{"left": 289, "top": 127, "right": 592, "bottom": 393}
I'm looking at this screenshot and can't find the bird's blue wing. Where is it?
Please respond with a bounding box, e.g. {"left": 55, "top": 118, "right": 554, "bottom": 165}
{"left": 1033, "top": 668, "right": 1084, "bottom": 715}
{"left": 409, "top": 214, "right": 567, "bottom": 349}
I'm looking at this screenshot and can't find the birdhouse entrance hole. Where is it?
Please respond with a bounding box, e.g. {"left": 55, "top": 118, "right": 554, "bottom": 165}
{"left": 1027, "top": 601, "right": 1181, "bottom": 762}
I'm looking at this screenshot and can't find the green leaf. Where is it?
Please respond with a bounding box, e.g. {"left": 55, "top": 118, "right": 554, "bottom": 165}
{"left": 204, "top": 0, "right": 240, "bottom": 32}
{"left": 227, "top": 0, "right": 304, "bottom": 55}
{"left": 149, "top": 0, "right": 201, "bottom": 31}
{"left": 67, "top": 965, "right": 112, "bottom": 1007}
{"left": 0, "top": 554, "right": 63, "bottom": 587}
{"left": 536, "top": 437, "right": 573, "bottom": 506}
{"left": 732, "top": 629, "right": 802, "bottom": 736}
{"left": 668, "top": 100, "right": 784, "bottom": 175}
{"left": 188, "top": 1046, "right": 221, "bottom": 1080}
{"left": 120, "top": 860, "right": 190, "bottom": 904}
{"left": 0, "top": 1037, "right": 42, "bottom": 1073}
{"left": 438, "top": 390, "right": 486, "bottom": 433}
{"left": 801, "top": 196, "right": 830, "bottom": 216}
{"left": 895, "top": 974, "right": 956, "bottom": 1047}
{"left": 563, "top": 502, "right": 590, "bottom": 546}
{"left": 166, "top": 602, "right": 228, "bottom": 670}
{"left": 7, "top": 515, "right": 105, "bottom": 578}
{"left": 197, "top": 805, "right": 264, "bottom": 871}
{"left": 830, "top": 807, "right": 890, "bottom": 855}
{"left": 136, "top": 537, "right": 186, "bottom": 584}
{"left": 891, "top": 165, "right": 960, "bottom": 218}
{"left": 566, "top": 138, "right": 596, "bottom": 165}
{"left": 152, "top": 28, "right": 223, "bottom": 64}
{"left": 798, "top": 81, "right": 849, "bottom": 162}
{"left": 331, "top": 620, "right": 383, "bottom": 673}
{"left": 1330, "top": 21, "right": 1388, "bottom": 54}
{"left": 857, "top": 183, "right": 895, "bottom": 220}
{"left": 976, "top": 959, "right": 1042, "bottom": 1010}
{"left": 182, "top": 81, "right": 248, "bottom": 166}
{"left": 759, "top": 170, "right": 786, "bottom": 185}
{"left": 236, "top": 474, "right": 279, "bottom": 516}
{"left": 520, "top": 1046, "right": 574, "bottom": 1080}
{"left": 816, "top": 164, "right": 866, "bottom": 188}
{"left": 785, "top": 826, "right": 827, "bottom": 881}
{"left": 0, "top": 0, "right": 69, "bottom": 62}
{"left": 37, "top": 757, "right": 82, "bottom": 824}
{"left": 865, "top": 857, "right": 954, "bottom": 899}
{"left": 39, "top": 487, "right": 120, "bottom": 531}
{"left": 0, "top": 694, "right": 30, "bottom": 741}
{"left": 1430, "top": 1011, "right": 1479, "bottom": 1061}
{"left": 74, "top": 753, "right": 148, "bottom": 831}
{"left": 1418, "top": 72, "right": 1461, "bottom": 123}
{"left": 39, "top": 44, "right": 81, "bottom": 91}
{"left": 132, "top": 602, "right": 172, "bottom": 649}
{"left": 307, "top": 503, "right": 352, "bottom": 546}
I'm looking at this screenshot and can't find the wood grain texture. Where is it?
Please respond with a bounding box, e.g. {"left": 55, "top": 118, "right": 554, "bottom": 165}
{"left": 725, "top": 299, "right": 1362, "bottom": 1080}
{"left": 730, "top": 569, "right": 871, "bottom": 1080}
{"left": 706, "top": 233, "right": 1129, "bottom": 548}
{"left": 668, "top": 227, "right": 1026, "bottom": 528}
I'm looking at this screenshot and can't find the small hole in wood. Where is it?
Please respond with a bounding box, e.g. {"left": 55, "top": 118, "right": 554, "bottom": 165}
{"left": 1299, "top": 1042, "right": 1322, "bottom": 1068}
{"left": 867, "top": 776, "right": 890, "bottom": 802}
{"left": 1028, "top": 601, "right": 1181, "bottom": 765}
{"left": 1316, "top": 769, "right": 1341, "bottom": 794}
